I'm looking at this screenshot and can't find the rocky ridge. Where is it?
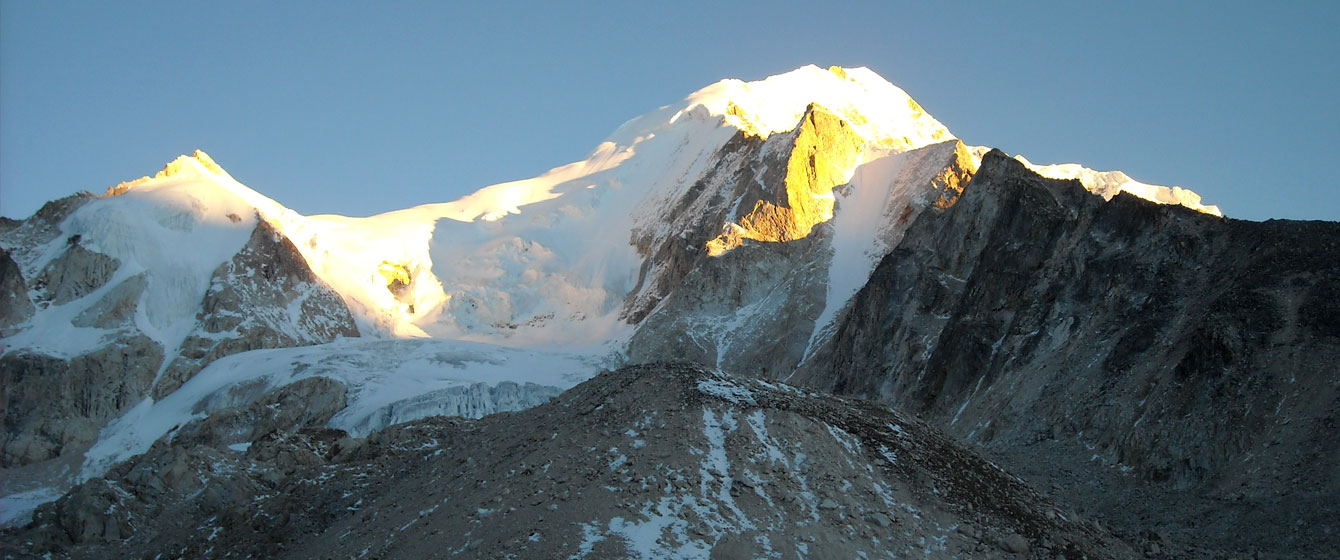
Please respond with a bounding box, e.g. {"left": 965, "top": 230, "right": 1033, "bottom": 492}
{"left": 4, "top": 364, "right": 1143, "bottom": 559}
{"left": 792, "top": 150, "right": 1340, "bottom": 555}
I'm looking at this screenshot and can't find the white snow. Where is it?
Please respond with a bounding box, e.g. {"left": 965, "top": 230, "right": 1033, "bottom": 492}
{"left": 1016, "top": 155, "right": 1222, "bottom": 216}
{"left": 0, "top": 486, "right": 65, "bottom": 527}
{"left": 2, "top": 154, "right": 260, "bottom": 358}
{"left": 696, "top": 377, "right": 757, "bottom": 405}
{"left": 81, "top": 337, "right": 606, "bottom": 479}
{"left": 682, "top": 65, "right": 953, "bottom": 151}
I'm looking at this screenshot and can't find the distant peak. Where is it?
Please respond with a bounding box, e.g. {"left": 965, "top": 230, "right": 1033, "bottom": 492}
{"left": 104, "top": 149, "right": 231, "bottom": 197}
{"left": 158, "top": 149, "right": 226, "bottom": 178}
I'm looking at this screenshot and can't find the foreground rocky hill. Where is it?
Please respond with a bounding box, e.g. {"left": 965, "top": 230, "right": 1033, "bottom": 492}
{"left": 4, "top": 363, "right": 1147, "bottom": 559}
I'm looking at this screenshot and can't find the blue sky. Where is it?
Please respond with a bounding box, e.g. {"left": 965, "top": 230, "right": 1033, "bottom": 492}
{"left": 3, "top": 1, "right": 1337, "bottom": 221}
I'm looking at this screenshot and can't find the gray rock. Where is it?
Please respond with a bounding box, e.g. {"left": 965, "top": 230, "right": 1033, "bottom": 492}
{"left": 0, "top": 334, "right": 163, "bottom": 467}
{"left": 72, "top": 272, "right": 147, "bottom": 328}
{"left": 3, "top": 364, "right": 1142, "bottom": 559}
{"left": 153, "top": 219, "right": 359, "bottom": 398}
{"left": 999, "top": 532, "right": 1029, "bottom": 554}
{"left": 0, "top": 249, "right": 33, "bottom": 329}
{"left": 34, "top": 242, "right": 119, "bottom": 305}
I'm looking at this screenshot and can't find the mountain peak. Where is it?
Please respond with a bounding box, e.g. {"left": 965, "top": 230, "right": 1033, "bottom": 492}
{"left": 103, "top": 149, "right": 231, "bottom": 198}
{"left": 157, "top": 149, "right": 227, "bottom": 179}
{"left": 684, "top": 65, "right": 954, "bottom": 151}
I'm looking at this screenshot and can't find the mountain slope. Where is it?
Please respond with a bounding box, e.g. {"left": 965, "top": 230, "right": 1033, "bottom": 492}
{"left": 0, "top": 156, "right": 362, "bottom": 525}
{"left": 5, "top": 364, "right": 1142, "bottom": 559}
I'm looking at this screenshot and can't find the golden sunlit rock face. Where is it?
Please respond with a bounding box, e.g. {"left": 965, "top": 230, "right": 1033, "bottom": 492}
{"left": 377, "top": 260, "right": 416, "bottom": 312}
{"left": 707, "top": 104, "right": 865, "bottom": 256}
{"left": 932, "top": 141, "right": 977, "bottom": 209}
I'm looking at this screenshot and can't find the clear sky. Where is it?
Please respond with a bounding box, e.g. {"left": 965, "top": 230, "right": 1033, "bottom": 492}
{"left": 2, "top": 1, "right": 1337, "bottom": 222}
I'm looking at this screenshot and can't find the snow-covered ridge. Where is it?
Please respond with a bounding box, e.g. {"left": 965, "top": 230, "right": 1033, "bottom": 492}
{"left": 4, "top": 152, "right": 267, "bottom": 358}
{"left": 1015, "top": 155, "right": 1222, "bottom": 217}
{"left": 93, "top": 66, "right": 1221, "bottom": 347}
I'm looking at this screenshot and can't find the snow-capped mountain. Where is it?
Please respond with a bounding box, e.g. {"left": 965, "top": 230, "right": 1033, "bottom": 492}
{"left": 0, "top": 64, "right": 1220, "bottom": 523}
{"left": 4, "top": 65, "right": 1335, "bottom": 559}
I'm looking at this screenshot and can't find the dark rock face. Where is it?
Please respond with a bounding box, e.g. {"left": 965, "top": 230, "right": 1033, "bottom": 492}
{"left": 0, "top": 194, "right": 95, "bottom": 276}
{"left": 170, "top": 376, "right": 349, "bottom": 451}
{"left": 4, "top": 364, "right": 1140, "bottom": 559}
{"left": 627, "top": 233, "right": 830, "bottom": 376}
{"left": 153, "top": 219, "right": 360, "bottom": 398}
{"left": 793, "top": 150, "right": 1340, "bottom": 555}
{"left": 71, "top": 273, "right": 147, "bottom": 329}
{"left": 623, "top": 106, "right": 851, "bottom": 376}
{"left": 9, "top": 377, "right": 348, "bottom": 556}
{"left": 0, "top": 250, "right": 33, "bottom": 329}
{"left": 0, "top": 335, "right": 164, "bottom": 467}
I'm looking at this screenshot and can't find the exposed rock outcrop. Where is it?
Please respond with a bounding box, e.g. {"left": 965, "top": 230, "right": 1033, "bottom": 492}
{"left": 623, "top": 103, "right": 868, "bottom": 325}
{"left": 153, "top": 219, "right": 360, "bottom": 398}
{"left": 0, "top": 335, "right": 164, "bottom": 467}
{"left": 627, "top": 137, "right": 979, "bottom": 378}
{"left": 0, "top": 193, "right": 95, "bottom": 276}
{"left": 627, "top": 234, "right": 829, "bottom": 376}
{"left": 704, "top": 104, "right": 865, "bottom": 256}
{"left": 0, "top": 250, "right": 33, "bottom": 330}
{"left": 170, "top": 376, "right": 349, "bottom": 450}
{"left": 71, "top": 273, "right": 147, "bottom": 329}
{"left": 33, "top": 242, "right": 120, "bottom": 306}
